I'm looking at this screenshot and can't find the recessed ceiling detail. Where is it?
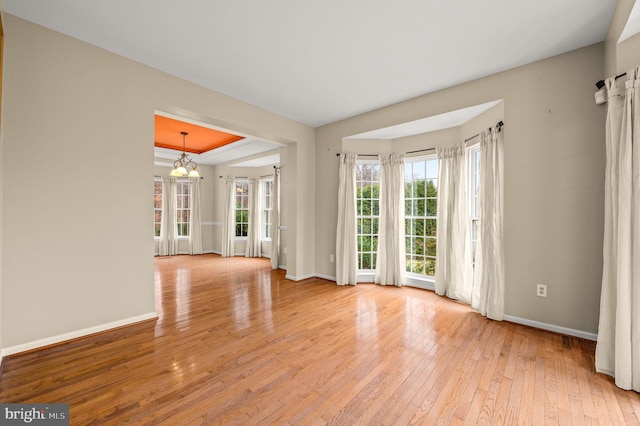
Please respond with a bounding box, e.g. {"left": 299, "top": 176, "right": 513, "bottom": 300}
{"left": 346, "top": 101, "right": 503, "bottom": 140}
{"left": 154, "top": 115, "right": 244, "bottom": 154}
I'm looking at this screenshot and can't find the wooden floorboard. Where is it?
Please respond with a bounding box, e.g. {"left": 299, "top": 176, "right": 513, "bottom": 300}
{"left": 1, "top": 254, "right": 639, "bottom": 425}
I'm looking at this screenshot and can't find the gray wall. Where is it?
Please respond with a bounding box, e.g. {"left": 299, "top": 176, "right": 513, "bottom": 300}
{"left": 316, "top": 44, "right": 606, "bottom": 334}
{"left": 2, "top": 2, "right": 640, "bottom": 354}
{"left": 1, "top": 14, "right": 314, "bottom": 351}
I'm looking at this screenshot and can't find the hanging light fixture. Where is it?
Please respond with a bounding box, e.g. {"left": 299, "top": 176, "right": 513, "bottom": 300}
{"left": 170, "top": 131, "right": 200, "bottom": 178}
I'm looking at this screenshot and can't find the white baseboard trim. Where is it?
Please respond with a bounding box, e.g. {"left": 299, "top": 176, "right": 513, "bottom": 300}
{"left": 503, "top": 315, "right": 597, "bottom": 341}
{"left": 285, "top": 273, "right": 315, "bottom": 281}
{"left": 1, "top": 311, "right": 158, "bottom": 358}
{"left": 299, "top": 274, "right": 597, "bottom": 341}
{"left": 315, "top": 273, "right": 336, "bottom": 281}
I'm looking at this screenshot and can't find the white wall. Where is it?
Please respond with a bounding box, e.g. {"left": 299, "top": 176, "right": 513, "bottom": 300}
{"left": 316, "top": 44, "right": 605, "bottom": 335}
{"left": 1, "top": 15, "right": 314, "bottom": 351}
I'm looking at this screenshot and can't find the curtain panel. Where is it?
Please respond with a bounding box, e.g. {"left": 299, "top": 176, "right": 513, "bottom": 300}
{"left": 375, "top": 153, "right": 406, "bottom": 286}
{"left": 221, "top": 176, "right": 235, "bottom": 257}
{"left": 245, "top": 178, "right": 262, "bottom": 257}
{"left": 336, "top": 153, "right": 358, "bottom": 285}
{"left": 596, "top": 66, "right": 640, "bottom": 391}
{"left": 159, "top": 176, "right": 178, "bottom": 256}
{"left": 470, "top": 129, "right": 505, "bottom": 320}
{"left": 435, "top": 144, "right": 473, "bottom": 302}
{"left": 188, "top": 177, "right": 203, "bottom": 255}
{"left": 271, "top": 169, "right": 280, "bottom": 270}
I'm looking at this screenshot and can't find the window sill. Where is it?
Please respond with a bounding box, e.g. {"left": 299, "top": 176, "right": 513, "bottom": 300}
{"left": 154, "top": 236, "right": 190, "bottom": 240}
{"left": 356, "top": 270, "right": 435, "bottom": 289}
{"left": 357, "top": 270, "right": 375, "bottom": 283}
{"left": 406, "top": 273, "right": 435, "bottom": 291}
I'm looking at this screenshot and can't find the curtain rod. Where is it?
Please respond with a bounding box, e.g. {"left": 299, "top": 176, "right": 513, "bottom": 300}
{"left": 218, "top": 174, "right": 275, "bottom": 179}
{"left": 465, "top": 120, "right": 504, "bottom": 143}
{"left": 154, "top": 175, "right": 203, "bottom": 180}
{"left": 337, "top": 120, "right": 504, "bottom": 157}
{"left": 595, "top": 72, "right": 627, "bottom": 89}
{"left": 406, "top": 147, "right": 435, "bottom": 154}
{"left": 464, "top": 133, "right": 480, "bottom": 143}
{"left": 219, "top": 166, "right": 280, "bottom": 179}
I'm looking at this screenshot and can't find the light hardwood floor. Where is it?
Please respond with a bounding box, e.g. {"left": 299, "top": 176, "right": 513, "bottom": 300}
{"left": 1, "top": 254, "right": 638, "bottom": 425}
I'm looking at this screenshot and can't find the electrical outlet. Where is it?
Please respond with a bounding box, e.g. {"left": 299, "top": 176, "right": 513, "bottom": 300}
{"left": 283, "top": 247, "right": 287, "bottom": 254}
{"left": 536, "top": 284, "right": 547, "bottom": 298}
{"left": 330, "top": 254, "right": 335, "bottom": 263}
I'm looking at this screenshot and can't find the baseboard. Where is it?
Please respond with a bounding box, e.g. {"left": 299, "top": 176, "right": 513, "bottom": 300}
{"left": 315, "top": 273, "right": 336, "bottom": 282}
{"left": 155, "top": 251, "right": 219, "bottom": 256}
{"left": 285, "top": 273, "right": 315, "bottom": 281}
{"left": 1, "top": 311, "right": 159, "bottom": 358}
{"left": 303, "top": 273, "right": 597, "bottom": 341}
{"left": 503, "top": 315, "right": 597, "bottom": 341}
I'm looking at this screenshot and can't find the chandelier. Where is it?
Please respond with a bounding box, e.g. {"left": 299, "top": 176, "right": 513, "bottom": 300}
{"left": 170, "top": 131, "right": 200, "bottom": 178}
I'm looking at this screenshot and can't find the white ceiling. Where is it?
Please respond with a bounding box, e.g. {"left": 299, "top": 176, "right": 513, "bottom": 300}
{"left": 347, "top": 100, "right": 502, "bottom": 139}
{"left": 620, "top": 0, "right": 640, "bottom": 42}
{"left": 154, "top": 137, "right": 282, "bottom": 167}
{"left": 4, "top": 0, "right": 618, "bottom": 128}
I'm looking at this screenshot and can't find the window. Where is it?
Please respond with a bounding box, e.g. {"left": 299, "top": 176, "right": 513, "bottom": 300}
{"left": 262, "top": 179, "right": 273, "bottom": 239}
{"left": 153, "top": 178, "right": 190, "bottom": 237}
{"left": 176, "top": 180, "right": 190, "bottom": 237}
{"left": 235, "top": 180, "right": 249, "bottom": 237}
{"left": 154, "top": 178, "right": 162, "bottom": 237}
{"left": 356, "top": 162, "right": 380, "bottom": 270}
{"left": 469, "top": 147, "right": 480, "bottom": 262}
{"left": 404, "top": 157, "right": 438, "bottom": 276}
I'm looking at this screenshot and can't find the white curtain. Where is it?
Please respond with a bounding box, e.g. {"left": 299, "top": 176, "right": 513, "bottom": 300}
{"left": 245, "top": 178, "right": 262, "bottom": 258}
{"left": 375, "top": 154, "right": 406, "bottom": 286}
{"left": 336, "top": 153, "right": 358, "bottom": 285}
{"left": 596, "top": 66, "right": 640, "bottom": 391}
{"left": 470, "top": 129, "right": 505, "bottom": 320}
{"left": 221, "top": 176, "right": 235, "bottom": 257}
{"left": 188, "top": 177, "right": 203, "bottom": 255}
{"left": 271, "top": 169, "right": 280, "bottom": 270}
{"left": 159, "top": 176, "right": 178, "bottom": 256}
{"left": 435, "top": 144, "right": 472, "bottom": 302}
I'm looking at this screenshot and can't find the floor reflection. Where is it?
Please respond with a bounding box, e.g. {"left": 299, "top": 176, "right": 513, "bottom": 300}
{"left": 356, "top": 294, "right": 378, "bottom": 341}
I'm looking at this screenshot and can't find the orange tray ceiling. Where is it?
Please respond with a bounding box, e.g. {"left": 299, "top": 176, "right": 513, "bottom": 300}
{"left": 154, "top": 115, "right": 244, "bottom": 154}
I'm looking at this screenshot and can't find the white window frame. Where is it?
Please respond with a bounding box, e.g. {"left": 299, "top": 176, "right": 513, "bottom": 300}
{"left": 154, "top": 177, "right": 162, "bottom": 239}
{"left": 404, "top": 155, "right": 438, "bottom": 288}
{"left": 176, "top": 180, "right": 190, "bottom": 238}
{"left": 234, "top": 179, "right": 249, "bottom": 239}
{"left": 261, "top": 178, "right": 273, "bottom": 241}
{"left": 154, "top": 177, "right": 191, "bottom": 239}
{"left": 355, "top": 160, "right": 380, "bottom": 278}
